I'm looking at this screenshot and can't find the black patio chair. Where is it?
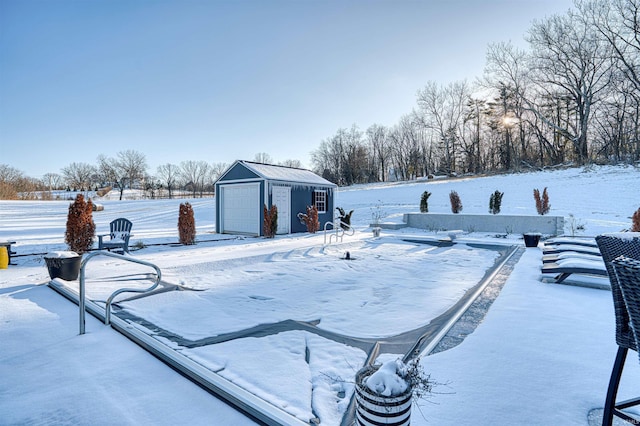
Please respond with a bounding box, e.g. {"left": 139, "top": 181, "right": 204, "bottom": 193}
{"left": 611, "top": 256, "right": 640, "bottom": 424}
{"left": 595, "top": 233, "right": 640, "bottom": 425}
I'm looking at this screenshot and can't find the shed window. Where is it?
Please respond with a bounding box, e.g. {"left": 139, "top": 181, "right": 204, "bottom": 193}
{"left": 313, "top": 190, "right": 327, "bottom": 213}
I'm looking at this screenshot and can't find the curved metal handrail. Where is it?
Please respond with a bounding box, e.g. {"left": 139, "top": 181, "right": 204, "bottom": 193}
{"left": 324, "top": 219, "right": 355, "bottom": 244}
{"left": 327, "top": 220, "right": 352, "bottom": 244}
{"left": 323, "top": 220, "right": 339, "bottom": 244}
{"left": 79, "top": 251, "right": 162, "bottom": 334}
{"left": 341, "top": 222, "right": 355, "bottom": 237}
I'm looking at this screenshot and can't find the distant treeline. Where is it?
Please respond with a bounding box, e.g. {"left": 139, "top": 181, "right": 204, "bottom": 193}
{"left": 310, "top": 0, "right": 640, "bottom": 185}
{"left": 0, "top": 153, "right": 295, "bottom": 201}
{"left": 4, "top": 1, "right": 640, "bottom": 197}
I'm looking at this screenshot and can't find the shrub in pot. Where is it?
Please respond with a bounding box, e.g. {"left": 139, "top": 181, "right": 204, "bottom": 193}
{"left": 48, "top": 194, "right": 95, "bottom": 281}
{"left": 355, "top": 358, "right": 432, "bottom": 425}
{"left": 370, "top": 201, "right": 386, "bottom": 237}
{"left": 336, "top": 207, "right": 354, "bottom": 230}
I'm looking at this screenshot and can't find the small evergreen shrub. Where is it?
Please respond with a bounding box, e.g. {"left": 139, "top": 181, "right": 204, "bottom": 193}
{"left": 336, "top": 207, "right": 354, "bottom": 230}
{"left": 297, "top": 205, "right": 319, "bottom": 233}
{"left": 263, "top": 204, "right": 278, "bottom": 238}
{"left": 420, "top": 191, "right": 431, "bottom": 213}
{"left": 449, "top": 191, "right": 463, "bottom": 214}
{"left": 65, "top": 194, "right": 95, "bottom": 254}
{"left": 178, "top": 202, "right": 196, "bottom": 244}
{"left": 632, "top": 207, "right": 640, "bottom": 232}
{"left": 533, "top": 187, "right": 550, "bottom": 215}
{"left": 489, "top": 190, "right": 504, "bottom": 215}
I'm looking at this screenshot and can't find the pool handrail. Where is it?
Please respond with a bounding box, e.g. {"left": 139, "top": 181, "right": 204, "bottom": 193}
{"left": 324, "top": 219, "right": 354, "bottom": 244}
{"left": 79, "top": 250, "right": 161, "bottom": 335}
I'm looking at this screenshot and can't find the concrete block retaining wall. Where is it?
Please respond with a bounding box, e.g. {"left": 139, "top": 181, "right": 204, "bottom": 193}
{"left": 401, "top": 213, "right": 565, "bottom": 236}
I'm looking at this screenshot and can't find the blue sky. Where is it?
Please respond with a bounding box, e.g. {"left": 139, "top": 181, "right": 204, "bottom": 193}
{"left": 1, "top": 0, "right": 573, "bottom": 178}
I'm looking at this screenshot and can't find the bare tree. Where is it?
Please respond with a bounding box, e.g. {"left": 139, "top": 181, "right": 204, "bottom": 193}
{"left": 97, "top": 150, "right": 147, "bottom": 200}
{"left": 339, "top": 125, "right": 369, "bottom": 185}
{"left": 41, "top": 173, "right": 63, "bottom": 191}
{"left": 388, "top": 115, "right": 427, "bottom": 180}
{"left": 180, "top": 160, "right": 209, "bottom": 197}
{"left": 156, "top": 163, "right": 180, "bottom": 199}
{"left": 209, "top": 162, "right": 229, "bottom": 189}
{"left": 279, "top": 159, "right": 302, "bottom": 168}
{"left": 461, "top": 97, "right": 486, "bottom": 173}
{"left": 416, "top": 80, "right": 470, "bottom": 175}
{"left": 366, "top": 124, "right": 391, "bottom": 181}
{"left": 580, "top": 0, "right": 640, "bottom": 161}
{"left": 203, "top": 165, "right": 219, "bottom": 195}
{"left": 526, "top": 10, "right": 615, "bottom": 163}
{"left": 581, "top": 0, "right": 640, "bottom": 91}
{"left": 482, "top": 41, "right": 534, "bottom": 168}
{"left": 143, "top": 174, "right": 162, "bottom": 199}
{"left": 62, "top": 162, "right": 95, "bottom": 192}
{"left": 253, "top": 152, "right": 273, "bottom": 164}
{"left": 0, "top": 164, "right": 23, "bottom": 183}
{"left": 0, "top": 164, "right": 23, "bottom": 199}
{"left": 311, "top": 137, "right": 342, "bottom": 183}
{"left": 117, "top": 150, "right": 148, "bottom": 190}
{"left": 97, "top": 154, "right": 122, "bottom": 195}
{"left": 310, "top": 125, "right": 372, "bottom": 185}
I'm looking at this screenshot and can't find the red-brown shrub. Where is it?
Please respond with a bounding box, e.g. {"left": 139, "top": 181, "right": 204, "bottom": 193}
{"left": 533, "top": 187, "right": 551, "bottom": 215}
{"left": 65, "top": 194, "right": 95, "bottom": 254}
{"left": 298, "top": 205, "right": 319, "bottom": 233}
{"left": 632, "top": 207, "right": 640, "bottom": 232}
{"left": 263, "top": 204, "right": 278, "bottom": 238}
{"left": 178, "top": 202, "right": 196, "bottom": 244}
{"left": 449, "top": 191, "right": 463, "bottom": 214}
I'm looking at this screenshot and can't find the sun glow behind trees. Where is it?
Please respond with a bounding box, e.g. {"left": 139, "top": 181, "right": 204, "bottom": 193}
{"left": 310, "top": 0, "right": 640, "bottom": 186}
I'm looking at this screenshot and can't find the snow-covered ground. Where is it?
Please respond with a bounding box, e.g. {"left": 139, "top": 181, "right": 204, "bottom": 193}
{"left": 1, "top": 165, "right": 640, "bottom": 425}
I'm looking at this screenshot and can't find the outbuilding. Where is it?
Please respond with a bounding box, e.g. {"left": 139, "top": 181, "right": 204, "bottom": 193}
{"left": 214, "top": 160, "right": 337, "bottom": 236}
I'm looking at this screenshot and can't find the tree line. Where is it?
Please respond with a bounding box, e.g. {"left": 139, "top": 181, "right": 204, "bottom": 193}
{"left": 0, "top": 152, "right": 301, "bottom": 200}
{"left": 311, "top": 0, "right": 640, "bottom": 185}
{"left": 3, "top": 0, "right": 640, "bottom": 197}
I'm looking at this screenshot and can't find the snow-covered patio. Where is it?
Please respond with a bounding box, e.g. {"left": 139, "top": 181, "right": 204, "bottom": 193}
{"left": 2, "top": 165, "right": 640, "bottom": 425}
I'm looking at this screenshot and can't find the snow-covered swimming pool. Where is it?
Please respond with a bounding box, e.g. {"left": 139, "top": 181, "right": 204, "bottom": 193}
{"left": 53, "top": 236, "right": 513, "bottom": 425}
{"left": 115, "top": 238, "right": 504, "bottom": 340}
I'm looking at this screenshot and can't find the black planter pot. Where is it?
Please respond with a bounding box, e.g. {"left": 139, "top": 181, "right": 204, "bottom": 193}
{"left": 45, "top": 252, "right": 81, "bottom": 280}
{"left": 523, "top": 233, "right": 541, "bottom": 248}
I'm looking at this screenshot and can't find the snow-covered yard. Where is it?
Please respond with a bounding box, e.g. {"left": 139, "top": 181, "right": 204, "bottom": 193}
{"left": 1, "top": 165, "right": 640, "bottom": 425}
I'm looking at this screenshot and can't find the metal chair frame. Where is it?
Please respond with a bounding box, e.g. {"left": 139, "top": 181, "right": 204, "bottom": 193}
{"left": 595, "top": 234, "right": 640, "bottom": 425}
{"left": 611, "top": 256, "right": 640, "bottom": 424}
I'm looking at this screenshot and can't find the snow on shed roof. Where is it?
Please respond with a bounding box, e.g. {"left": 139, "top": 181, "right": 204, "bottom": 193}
{"left": 239, "top": 160, "right": 336, "bottom": 187}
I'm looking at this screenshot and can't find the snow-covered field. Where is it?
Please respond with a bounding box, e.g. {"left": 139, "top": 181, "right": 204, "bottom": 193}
{"left": 1, "top": 165, "right": 640, "bottom": 425}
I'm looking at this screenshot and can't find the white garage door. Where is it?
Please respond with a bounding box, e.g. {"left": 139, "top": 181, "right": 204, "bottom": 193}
{"left": 221, "top": 183, "right": 260, "bottom": 235}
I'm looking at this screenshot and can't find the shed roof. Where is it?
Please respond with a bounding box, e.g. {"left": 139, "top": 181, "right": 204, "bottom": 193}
{"left": 220, "top": 160, "right": 336, "bottom": 187}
